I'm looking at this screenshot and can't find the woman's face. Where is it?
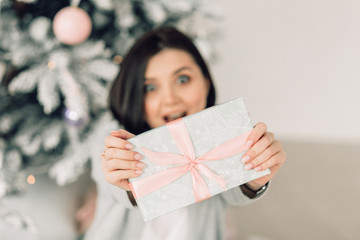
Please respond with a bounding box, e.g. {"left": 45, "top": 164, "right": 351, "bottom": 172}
{"left": 144, "top": 48, "right": 210, "bottom": 128}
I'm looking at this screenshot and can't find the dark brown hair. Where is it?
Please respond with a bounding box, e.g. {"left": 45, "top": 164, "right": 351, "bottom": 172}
{"left": 109, "top": 26, "right": 216, "bottom": 135}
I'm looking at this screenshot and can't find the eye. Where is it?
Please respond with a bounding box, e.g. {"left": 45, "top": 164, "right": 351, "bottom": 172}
{"left": 176, "top": 75, "right": 190, "bottom": 84}
{"left": 144, "top": 84, "right": 156, "bottom": 93}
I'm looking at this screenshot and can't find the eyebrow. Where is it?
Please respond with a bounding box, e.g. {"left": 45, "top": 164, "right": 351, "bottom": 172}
{"left": 173, "top": 66, "right": 192, "bottom": 75}
{"left": 145, "top": 66, "right": 193, "bottom": 82}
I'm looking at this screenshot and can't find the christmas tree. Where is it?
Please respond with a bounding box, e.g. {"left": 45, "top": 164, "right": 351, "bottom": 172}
{"left": 0, "top": 0, "right": 221, "bottom": 231}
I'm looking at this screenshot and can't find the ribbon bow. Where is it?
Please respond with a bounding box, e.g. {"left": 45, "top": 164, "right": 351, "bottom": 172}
{"left": 130, "top": 119, "right": 251, "bottom": 202}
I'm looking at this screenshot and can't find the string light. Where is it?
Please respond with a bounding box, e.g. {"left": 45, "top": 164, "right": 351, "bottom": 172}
{"left": 113, "top": 55, "right": 123, "bottom": 64}
{"left": 27, "top": 174, "right": 36, "bottom": 185}
{"left": 48, "top": 60, "right": 56, "bottom": 69}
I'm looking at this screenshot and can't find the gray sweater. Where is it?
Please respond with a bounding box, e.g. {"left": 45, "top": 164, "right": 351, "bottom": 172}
{"left": 84, "top": 127, "right": 266, "bottom": 240}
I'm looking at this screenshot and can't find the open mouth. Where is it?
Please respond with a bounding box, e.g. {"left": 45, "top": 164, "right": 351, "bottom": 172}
{"left": 163, "top": 112, "right": 187, "bottom": 123}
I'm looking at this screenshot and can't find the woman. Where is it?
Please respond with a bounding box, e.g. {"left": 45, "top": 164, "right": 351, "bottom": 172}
{"left": 85, "top": 26, "right": 286, "bottom": 240}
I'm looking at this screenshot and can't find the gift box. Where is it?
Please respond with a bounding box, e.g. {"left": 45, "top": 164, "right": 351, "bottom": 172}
{"left": 128, "top": 98, "right": 270, "bottom": 221}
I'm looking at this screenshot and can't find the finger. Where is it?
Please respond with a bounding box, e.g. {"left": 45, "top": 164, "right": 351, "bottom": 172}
{"left": 110, "top": 129, "right": 135, "bottom": 140}
{"left": 246, "top": 140, "right": 282, "bottom": 170}
{"left": 105, "top": 169, "right": 142, "bottom": 185}
{"left": 104, "top": 135, "right": 134, "bottom": 149}
{"left": 104, "top": 148, "right": 143, "bottom": 161}
{"left": 246, "top": 122, "right": 267, "bottom": 148}
{"left": 242, "top": 132, "right": 274, "bottom": 164}
{"left": 254, "top": 150, "right": 286, "bottom": 172}
{"left": 105, "top": 159, "right": 146, "bottom": 171}
{"left": 105, "top": 176, "right": 131, "bottom": 191}
{"left": 116, "top": 179, "right": 131, "bottom": 191}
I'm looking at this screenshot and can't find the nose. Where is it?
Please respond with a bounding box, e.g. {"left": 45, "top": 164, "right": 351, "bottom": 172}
{"left": 162, "top": 84, "right": 179, "bottom": 105}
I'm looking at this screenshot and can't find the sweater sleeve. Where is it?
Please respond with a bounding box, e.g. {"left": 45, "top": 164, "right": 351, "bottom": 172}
{"left": 219, "top": 183, "right": 269, "bottom": 206}
{"left": 91, "top": 145, "right": 135, "bottom": 209}
{"left": 89, "top": 119, "right": 136, "bottom": 209}
{"left": 107, "top": 184, "right": 135, "bottom": 208}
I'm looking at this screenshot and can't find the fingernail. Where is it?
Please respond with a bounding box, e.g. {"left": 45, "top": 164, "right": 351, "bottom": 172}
{"left": 245, "top": 140, "right": 253, "bottom": 149}
{"left": 125, "top": 143, "right": 133, "bottom": 149}
{"left": 244, "top": 163, "right": 253, "bottom": 170}
{"left": 134, "top": 153, "right": 142, "bottom": 160}
{"left": 241, "top": 155, "right": 250, "bottom": 163}
{"left": 254, "top": 166, "right": 262, "bottom": 171}
{"left": 136, "top": 162, "right": 146, "bottom": 168}
{"left": 135, "top": 170, "right": 142, "bottom": 174}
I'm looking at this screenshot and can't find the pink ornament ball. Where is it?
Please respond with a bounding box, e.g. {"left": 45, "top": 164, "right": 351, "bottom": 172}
{"left": 53, "top": 7, "right": 92, "bottom": 45}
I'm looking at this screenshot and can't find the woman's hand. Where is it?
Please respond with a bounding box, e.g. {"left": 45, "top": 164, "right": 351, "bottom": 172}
{"left": 101, "top": 129, "right": 145, "bottom": 191}
{"left": 241, "top": 122, "right": 287, "bottom": 191}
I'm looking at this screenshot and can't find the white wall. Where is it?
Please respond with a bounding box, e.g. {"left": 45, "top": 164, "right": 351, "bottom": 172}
{"left": 211, "top": 0, "right": 360, "bottom": 144}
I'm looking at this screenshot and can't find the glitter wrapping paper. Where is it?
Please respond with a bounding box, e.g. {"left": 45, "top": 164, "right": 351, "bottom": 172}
{"left": 128, "top": 98, "right": 270, "bottom": 221}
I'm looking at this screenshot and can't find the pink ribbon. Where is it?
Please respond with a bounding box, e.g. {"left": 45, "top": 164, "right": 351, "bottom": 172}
{"left": 129, "top": 119, "right": 251, "bottom": 202}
